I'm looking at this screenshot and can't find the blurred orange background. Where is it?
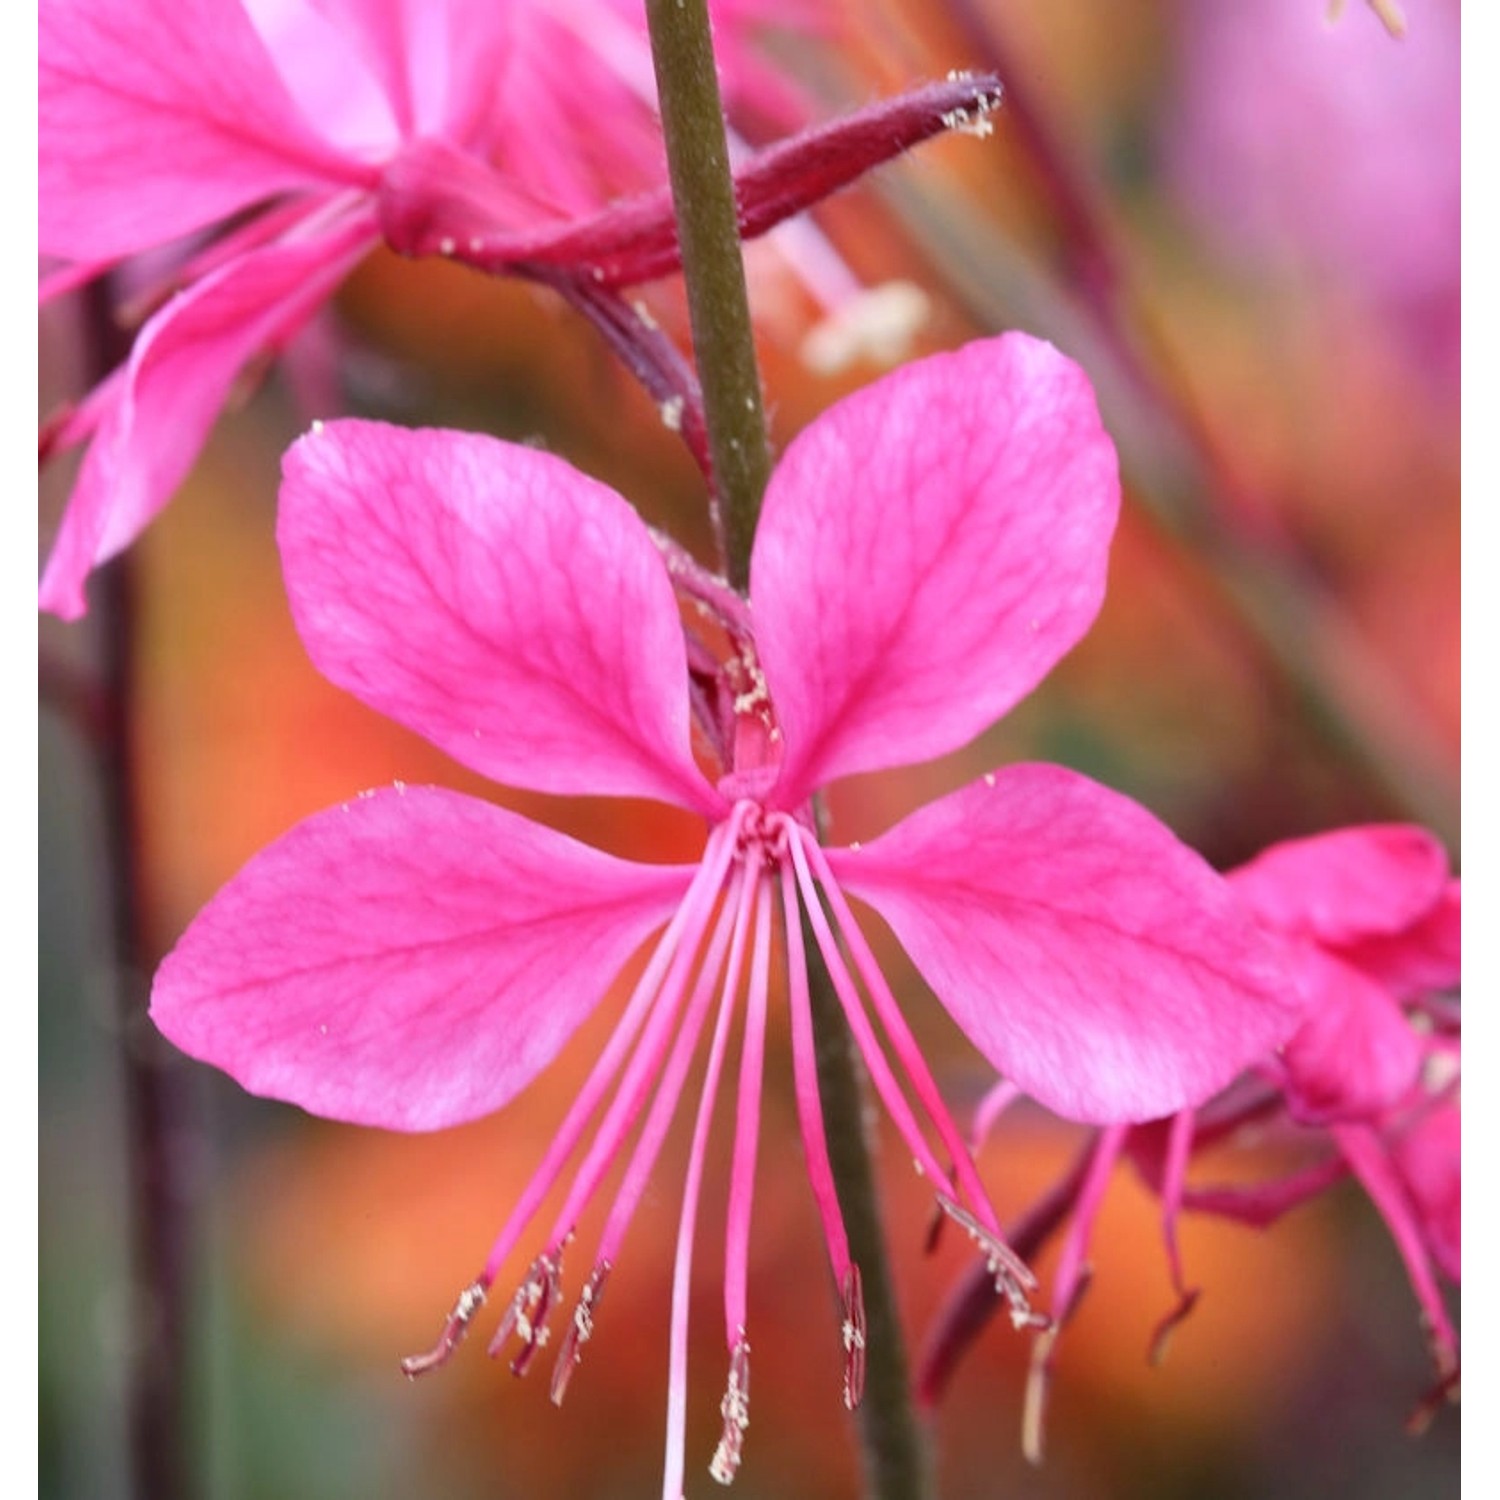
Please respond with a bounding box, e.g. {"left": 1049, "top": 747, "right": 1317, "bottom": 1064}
{"left": 40, "top": 2, "right": 1459, "bottom": 1497}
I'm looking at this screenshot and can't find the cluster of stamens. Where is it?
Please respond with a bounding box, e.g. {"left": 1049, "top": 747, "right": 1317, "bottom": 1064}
{"left": 398, "top": 795, "right": 1043, "bottom": 1488}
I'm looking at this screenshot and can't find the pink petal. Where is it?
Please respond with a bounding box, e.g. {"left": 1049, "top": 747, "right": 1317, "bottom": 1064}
{"left": 1341, "top": 879, "right": 1462, "bottom": 1001}
{"left": 752, "top": 335, "right": 1119, "bottom": 810}
{"left": 278, "top": 421, "right": 723, "bottom": 814}
{"left": 305, "top": 0, "right": 512, "bottom": 143}
{"left": 1230, "top": 824, "right": 1452, "bottom": 947}
{"left": 150, "top": 785, "right": 692, "bottom": 1131}
{"left": 39, "top": 217, "right": 376, "bottom": 621}
{"left": 1278, "top": 948, "right": 1423, "bottom": 1124}
{"left": 827, "top": 765, "right": 1301, "bottom": 1123}
{"left": 1394, "top": 1105, "right": 1461, "bottom": 1282}
{"left": 40, "top": 0, "right": 371, "bottom": 263}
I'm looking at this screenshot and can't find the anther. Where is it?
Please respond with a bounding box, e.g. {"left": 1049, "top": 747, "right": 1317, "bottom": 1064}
{"left": 400, "top": 1279, "right": 487, "bottom": 1377}
{"left": 709, "top": 1337, "right": 751, "bottom": 1485}
{"left": 550, "top": 1261, "right": 612, "bottom": 1406}
{"left": 488, "top": 1251, "right": 563, "bottom": 1376}
{"left": 841, "top": 1265, "right": 866, "bottom": 1411}
{"left": 934, "top": 1193, "right": 1047, "bottom": 1331}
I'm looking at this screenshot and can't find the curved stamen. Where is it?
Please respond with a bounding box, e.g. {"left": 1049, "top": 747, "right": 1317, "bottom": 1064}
{"left": 799, "top": 833, "right": 1003, "bottom": 1230}
{"left": 663, "top": 884, "right": 758, "bottom": 1500}
{"left": 724, "top": 877, "right": 774, "bottom": 1343}
{"left": 709, "top": 1336, "right": 752, "bottom": 1485}
{"left": 551, "top": 1261, "right": 611, "bottom": 1407}
{"left": 582, "top": 858, "right": 756, "bottom": 1266}
{"left": 1023, "top": 1124, "right": 1127, "bottom": 1464}
{"left": 779, "top": 859, "right": 863, "bottom": 1401}
{"left": 478, "top": 812, "right": 745, "bottom": 1286}
{"left": 1149, "top": 1108, "right": 1201, "bottom": 1364}
{"left": 786, "top": 833, "right": 959, "bottom": 1198}
{"left": 400, "top": 1280, "right": 487, "bottom": 1377}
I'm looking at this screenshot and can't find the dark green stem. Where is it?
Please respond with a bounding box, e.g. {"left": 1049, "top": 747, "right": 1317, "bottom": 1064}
{"left": 643, "top": 7, "right": 928, "bottom": 1496}
{"left": 805, "top": 911, "right": 931, "bottom": 1500}
{"left": 644, "top": 0, "right": 771, "bottom": 590}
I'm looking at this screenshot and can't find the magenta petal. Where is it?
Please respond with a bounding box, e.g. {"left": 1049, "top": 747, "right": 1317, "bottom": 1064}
{"left": 1394, "top": 1105, "right": 1461, "bottom": 1282}
{"left": 752, "top": 335, "right": 1119, "bottom": 809}
{"left": 1279, "top": 949, "right": 1423, "bottom": 1124}
{"left": 150, "top": 786, "right": 692, "bottom": 1131}
{"left": 39, "top": 218, "right": 376, "bottom": 621}
{"left": 1342, "top": 879, "right": 1462, "bottom": 1001}
{"left": 1230, "top": 825, "right": 1451, "bottom": 947}
{"left": 827, "top": 766, "right": 1301, "bottom": 1123}
{"left": 40, "top": 0, "right": 370, "bottom": 263}
{"left": 278, "top": 420, "right": 723, "bottom": 814}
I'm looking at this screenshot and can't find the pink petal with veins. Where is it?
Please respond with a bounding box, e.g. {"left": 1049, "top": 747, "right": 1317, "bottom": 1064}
{"left": 1230, "top": 824, "right": 1451, "bottom": 947}
{"left": 828, "top": 765, "right": 1300, "bottom": 1123}
{"left": 751, "top": 334, "right": 1119, "bottom": 810}
{"left": 39, "top": 216, "right": 377, "bottom": 621}
{"left": 151, "top": 785, "right": 692, "bottom": 1131}
{"left": 40, "top": 0, "right": 370, "bottom": 263}
{"left": 278, "top": 420, "right": 724, "bottom": 815}
{"left": 1278, "top": 948, "right": 1423, "bottom": 1124}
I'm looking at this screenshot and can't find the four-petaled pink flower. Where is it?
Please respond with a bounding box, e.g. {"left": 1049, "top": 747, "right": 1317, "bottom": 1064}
{"left": 38, "top": 0, "right": 811, "bottom": 619}
{"left": 919, "top": 823, "right": 1459, "bottom": 1452}
{"left": 150, "top": 334, "right": 1299, "bottom": 1493}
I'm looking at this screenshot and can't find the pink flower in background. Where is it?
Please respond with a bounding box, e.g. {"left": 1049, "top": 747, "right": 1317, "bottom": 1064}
{"left": 1167, "top": 0, "right": 1460, "bottom": 385}
{"left": 150, "top": 334, "right": 1299, "bottom": 1493}
{"left": 919, "top": 824, "right": 1460, "bottom": 1451}
{"left": 38, "top": 0, "right": 817, "bottom": 619}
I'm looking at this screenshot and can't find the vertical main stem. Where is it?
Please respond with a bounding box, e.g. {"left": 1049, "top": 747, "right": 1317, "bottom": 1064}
{"left": 805, "top": 915, "right": 931, "bottom": 1500}
{"left": 644, "top": 6, "right": 929, "bottom": 1496}
{"left": 644, "top": 0, "right": 770, "bottom": 591}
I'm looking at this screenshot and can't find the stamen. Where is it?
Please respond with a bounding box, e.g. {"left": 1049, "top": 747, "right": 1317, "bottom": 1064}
{"left": 488, "top": 1251, "right": 562, "bottom": 1376}
{"left": 664, "top": 872, "right": 760, "bottom": 1500}
{"left": 934, "top": 1193, "right": 1044, "bottom": 1331}
{"left": 841, "top": 1266, "right": 867, "bottom": 1411}
{"left": 724, "top": 878, "right": 774, "bottom": 1342}
{"left": 479, "top": 816, "right": 744, "bottom": 1285}
{"left": 787, "top": 835, "right": 958, "bottom": 1198}
{"left": 1022, "top": 1266, "right": 1093, "bottom": 1465}
{"left": 594, "top": 861, "right": 753, "bottom": 1267}
{"left": 400, "top": 1279, "right": 487, "bottom": 1378}
{"left": 778, "top": 861, "right": 855, "bottom": 1291}
{"left": 709, "top": 1338, "right": 752, "bottom": 1485}
{"left": 799, "top": 835, "right": 1004, "bottom": 1231}
{"left": 551, "top": 1261, "right": 612, "bottom": 1406}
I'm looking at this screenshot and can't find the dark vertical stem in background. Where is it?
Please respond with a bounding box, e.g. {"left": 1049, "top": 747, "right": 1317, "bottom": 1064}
{"left": 82, "top": 282, "right": 192, "bottom": 1500}
{"left": 642, "top": 7, "right": 929, "bottom": 1495}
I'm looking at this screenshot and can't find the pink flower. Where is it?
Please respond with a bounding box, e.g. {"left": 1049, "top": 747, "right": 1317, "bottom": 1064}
{"left": 38, "top": 0, "right": 815, "bottom": 619}
{"left": 150, "top": 333, "right": 1298, "bottom": 1492}
{"left": 919, "top": 824, "right": 1460, "bottom": 1451}
{"left": 1166, "top": 0, "right": 1460, "bottom": 385}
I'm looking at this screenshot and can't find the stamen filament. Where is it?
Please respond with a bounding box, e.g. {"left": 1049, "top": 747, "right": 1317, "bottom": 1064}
{"left": 778, "top": 861, "right": 854, "bottom": 1291}
{"left": 478, "top": 814, "right": 744, "bottom": 1285}
{"left": 724, "top": 877, "right": 774, "bottom": 1341}
{"left": 1023, "top": 1124, "right": 1127, "bottom": 1463}
{"left": 786, "top": 833, "right": 959, "bottom": 1198}
{"left": 800, "top": 835, "right": 1003, "bottom": 1230}
{"left": 664, "top": 898, "right": 755, "bottom": 1500}
{"left": 594, "top": 856, "right": 759, "bottom": 1271}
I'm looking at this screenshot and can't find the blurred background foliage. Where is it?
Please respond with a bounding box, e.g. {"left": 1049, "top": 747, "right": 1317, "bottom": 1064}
{"left": 40, "top": 0, "right": 1458, "bottom": 1495}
